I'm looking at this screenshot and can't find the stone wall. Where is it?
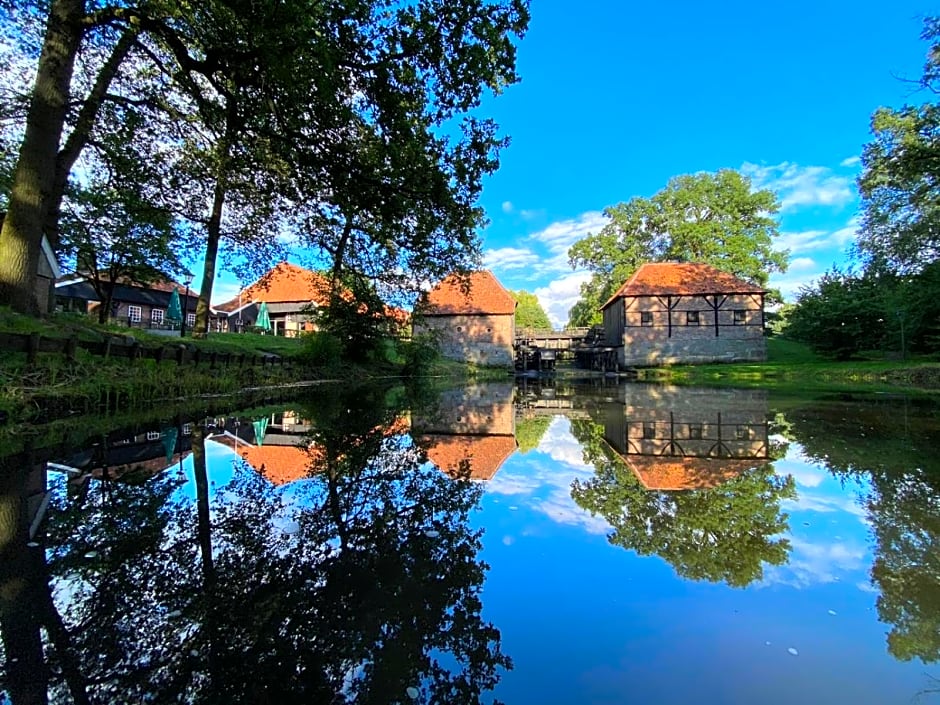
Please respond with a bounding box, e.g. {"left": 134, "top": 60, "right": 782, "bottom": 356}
{"left": 413, "top": 313, "right": 515, "bottom": 367}
{"left": 617, "top": 294, "right": 766, "bottom": 367}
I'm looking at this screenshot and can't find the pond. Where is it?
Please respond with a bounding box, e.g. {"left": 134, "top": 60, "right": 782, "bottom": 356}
{"left": 1, "top": 379, "right": 938, "bottom": 704}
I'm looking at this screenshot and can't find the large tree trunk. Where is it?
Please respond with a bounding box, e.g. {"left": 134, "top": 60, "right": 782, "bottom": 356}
{"left": 0, "top": 0, "right": 85, "bottom": 314}
{"left": 0, "top": 450, "right": 49, "bottom": 705}
{"left": 192, "top": 103, "right": 237, "bottom": 340}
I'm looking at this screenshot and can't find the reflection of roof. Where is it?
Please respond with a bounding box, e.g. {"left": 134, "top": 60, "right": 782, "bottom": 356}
{"left": 213, "top": 262, "right": 333, "bottom": 312}
{"left": 422, "top": 270, "right": 516, "bottom": 316}
{"left": 602, "top": 262, "right": 765, "bottom": 308}
{"left": 626, "top": 456, "right": 760, "bottom": 490}
{"left": 418, "top": 434, "right": 517, "bottom": 480}
{"left": 211, "top": 434, "right": 321, "bottom": 486}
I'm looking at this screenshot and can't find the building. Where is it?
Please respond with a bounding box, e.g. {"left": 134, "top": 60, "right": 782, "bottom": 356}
{"left": 210, "top": 262, "right": 333, "bottom": 336}
{"left": 54, "top": 275, "right": 197, "bottom": 330}
{"left": 601, "top": 385, "right": 770, "bottom": 490}
{"left": 601, "top": 262, "right": 767, "bottom": 368}
{"left": 413, "top": 270, "right": 517, "bottom": 367}
{"left": 412, "top": 384, "right": 517, "bottom": 481}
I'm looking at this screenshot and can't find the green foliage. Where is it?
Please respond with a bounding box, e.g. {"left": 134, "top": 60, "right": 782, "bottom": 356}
{"left": 399, "top": 334, "right": 441, "bottom": 377}
{"left": 512, "top": 289, "right": 552, "bottom": 329}
{"left": 857, "top": 17, "right": 940, "bottom": 273}
{"left": 514, "top": 414, "right": 551, "bottom": 454}
{"left": 298, "top": 331, "right": 344, "bottom": 368}
{"left": 567, "top": 169, "right": 789, "bottom": 326}
{"left": 787, "top": 264, "right": 940, "bottom": 359}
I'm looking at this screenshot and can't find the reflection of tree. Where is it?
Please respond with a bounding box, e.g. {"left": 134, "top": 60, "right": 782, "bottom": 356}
{"left": 785, "top": 398, "right": 940, "bottom": 663}
{"left": 569, "top": 418, "right": 795, "bottom": 587}
{"left": 22, "top": 383, "right": 508, "bottom": 703}
{"left": 514, "top": 414, "right": 551, "bottom": 454}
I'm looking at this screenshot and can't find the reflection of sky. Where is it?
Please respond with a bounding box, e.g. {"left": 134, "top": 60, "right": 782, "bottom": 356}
{"left": 473, "top": 416, "right": 934, "bottom": 705}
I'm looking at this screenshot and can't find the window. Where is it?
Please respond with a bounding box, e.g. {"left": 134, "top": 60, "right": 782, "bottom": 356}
{"left": 686, "top": 310, "right": 700, "bottom": 325}
{"left": 642, "top": 422, "right": 657, "bottom": 439}
{"left": 735, "top": 425, "right": 755, "bottom": 440}
{"left": 688, "top": 423, "right": 703, "bottom": 440}
{"left": 151, "top": 308, "right": 164, "bottom": 325}
{"left": 128, "top": 305, "right": 142, "bottom": 323}
{"left": 146, "top": 431, "right": 161, "bottom": 441}
{"left": 733, "top": 309, "right": 747, "bottom": 325}
{"left": 187, "top": 313, "right": 196, "bottom": 326}
{"left": 640, "top": 311, "right": 653, "bottom": 326}
{"left": 182, "top": 423, "right": 193, "bottom": 435}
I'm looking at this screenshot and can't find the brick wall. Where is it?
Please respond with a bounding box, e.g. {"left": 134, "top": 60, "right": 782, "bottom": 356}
{"left": 414, "top": 313, "right": 515, "bottom": 367}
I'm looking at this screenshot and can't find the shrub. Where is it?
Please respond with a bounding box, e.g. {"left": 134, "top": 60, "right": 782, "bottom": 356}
{"left": 299, "top": 331, "right": 343, "bottom": 368}
{"left": 399, "top": 335, "right": 440, "bottom": 377}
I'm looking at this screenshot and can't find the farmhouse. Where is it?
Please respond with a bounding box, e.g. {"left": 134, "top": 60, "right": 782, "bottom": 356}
{"left": 413, "top": 270, "right": 516, "bottom": 366}
{"left": 601, "top": 262, "right": 767, "bottom": 367}
{"left": 211, "top": 262, "right": 333, "bottom": 336}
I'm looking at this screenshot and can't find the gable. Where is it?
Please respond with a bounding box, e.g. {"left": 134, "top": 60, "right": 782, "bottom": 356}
{"left": 422, "top": 270, "right": 517, "bottom": 315}
{"left": 602, "top": 262, "right": 765, "bottom": 310}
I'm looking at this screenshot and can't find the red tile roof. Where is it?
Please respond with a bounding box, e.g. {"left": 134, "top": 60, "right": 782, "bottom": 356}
{"left": 627, "top": 456, "right": 759, "bottom": 491}
{"left": 602, "top": 262, "right": 765, "bottom": 309}
{"left": 419, "top": 434, "right": 517, "bottom": 480}
{"left": 422, "top": 270, "right": 517, "bottom": 316}
{"left": 213, "top": 262, "right": 334, "bottom": 312}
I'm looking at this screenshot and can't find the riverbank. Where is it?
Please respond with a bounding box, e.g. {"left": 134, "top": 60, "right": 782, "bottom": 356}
{"left": 636, "top": 338, "right": 940, "bottom": 394}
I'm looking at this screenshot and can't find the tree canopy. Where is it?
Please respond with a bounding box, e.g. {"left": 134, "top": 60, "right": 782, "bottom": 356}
{"left": 566, "top": 169, "right": 789, "bottom": 326}
{"left": 857, "top": 17, "right": 940, "bottom": 274}
{"left": 512, "top": 289, "right": 552, "bottom": 329}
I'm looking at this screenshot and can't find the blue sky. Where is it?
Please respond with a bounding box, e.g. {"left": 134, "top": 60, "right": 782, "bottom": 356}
{"left": 205, "top": 1, "right": 933, "bottom": 327}
{"left": 470, "top": 0, "right": 933, "bottom": 326}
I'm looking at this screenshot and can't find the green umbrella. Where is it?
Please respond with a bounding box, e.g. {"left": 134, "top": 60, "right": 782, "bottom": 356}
{"left": 256, "top": 301, "right": 272, "bottom": 332}
{"left": 166, "top": 288, "right": 182, "bottom": 325}
{"left": 252, "top": 417, "right": 269, "bottom": 446}
{"left": 161, "top": 426, "right": 179, "bottom": 463}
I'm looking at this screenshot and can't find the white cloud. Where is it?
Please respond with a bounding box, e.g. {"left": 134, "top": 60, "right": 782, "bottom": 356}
{"left": 520, "top": 209, "right": 543, "bottom": 220}
{"left": 534, "top": 271, "right": 593, "bottom": 329}
{"left": 211, "top": 280, "right": 243, "bottom": 305}
{"left": 840, "top": 156, "right": 861, "bottom": 167}
{"left": 741, "top": 161, "right": 854, "bottom": 211}
{"left": 501, "top": 200, "right": 514, "bottom": 214}
{"left": 483, "top": 246, "right": 540, "bottom": 271}
{"left": 527, "top": 211, "right": 607, "bottom": 255}
{"left": 789, "top": 256, "right": 817, "bottom": 272}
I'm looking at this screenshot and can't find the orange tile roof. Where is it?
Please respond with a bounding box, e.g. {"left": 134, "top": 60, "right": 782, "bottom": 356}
{"left": 626, "top": 456, "right": 759, "bottom": 491}
{"left": 602, "top": 262, "right": 765, "bottom": 309}
{"left": 418, "top": 434, "right": 517, "bottom": 480}
{"left": 422, "top": 270, "right": 517, "bottom": 316}
{"left": 213, "top": 262, "right": 334, "bottom": 312}
{"left": 239, "top": 444, "right": 325, "bottom": 486}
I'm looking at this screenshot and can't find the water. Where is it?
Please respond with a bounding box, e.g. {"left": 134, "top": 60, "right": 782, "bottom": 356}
{"left": 1, "top": 380, "right": 938, "bottom": 704}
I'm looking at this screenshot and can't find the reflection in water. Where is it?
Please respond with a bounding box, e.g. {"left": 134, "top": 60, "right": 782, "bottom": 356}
{"left": 568, "top": 386, "right": 795, "bottom": 588}
{"left": 0, "top": 384, "right": 509, "bottom": 704}
{"left": 784, "top": 397, "right": 940, "bottom": 664}
{"left": 4, "top": 382, "right": 940, "bottom": 703}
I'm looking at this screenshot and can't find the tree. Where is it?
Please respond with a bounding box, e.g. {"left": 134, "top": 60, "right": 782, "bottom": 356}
{"left": 512, "top": 289, "right": 551, "bottom": 329}
{"left": 857, "top": 17, "right": 940, "bottom": 274}
{"left": 566, "top": 169, "right": 789, "bottom": 326}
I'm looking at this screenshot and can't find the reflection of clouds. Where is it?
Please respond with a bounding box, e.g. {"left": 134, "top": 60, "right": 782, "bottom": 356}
{"left": 486, "top": 417, "right": 611, "bottom": 535}
{"left": 764, "top": 536, "right": 868, "bottom": 588}
{"left": 782, "top": 491, "right": 868, "bottom": 519}
{"left": 775, "top": 459, "right": 826, "bottom": 488}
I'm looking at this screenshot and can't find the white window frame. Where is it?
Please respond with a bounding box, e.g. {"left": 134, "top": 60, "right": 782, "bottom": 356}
{"left": 151, "top": 308, "right": 164, "bottom": 325}
{"left": 186, "top": 312, "right": 196, "bottom": 326}
{"left": 128, "top": 305, "right": 142, "bottom": 323}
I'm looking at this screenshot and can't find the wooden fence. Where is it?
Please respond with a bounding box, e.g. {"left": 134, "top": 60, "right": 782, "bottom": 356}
{"left": 0, "top": 331, "right": 289, "bottom": 369}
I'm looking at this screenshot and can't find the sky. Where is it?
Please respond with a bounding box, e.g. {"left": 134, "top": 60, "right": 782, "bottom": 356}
{"left": 206, "top": 1, "right": 935, "bottom": 328}
{"left": 467, "top": 0, "right": 933, "bottom": 327}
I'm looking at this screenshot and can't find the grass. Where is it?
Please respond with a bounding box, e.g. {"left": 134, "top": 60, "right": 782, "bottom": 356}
{"left": 639, "top": 337, "right": 940, "bottom": 394}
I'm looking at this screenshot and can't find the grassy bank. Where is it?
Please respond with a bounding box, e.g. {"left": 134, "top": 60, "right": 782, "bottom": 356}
{"left": 639, "top": 337, "right": 940, "bottom": 394}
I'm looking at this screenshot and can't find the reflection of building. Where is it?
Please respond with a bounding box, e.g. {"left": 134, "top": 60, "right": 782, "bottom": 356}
{"left": 602, "top": 386, "right": 769, "bottom": 490}
{"left": 206, "top": 412, "right": 315, "bottom": 486}
{"left": 412, "top": 384, "right": 517, "bottom": 480}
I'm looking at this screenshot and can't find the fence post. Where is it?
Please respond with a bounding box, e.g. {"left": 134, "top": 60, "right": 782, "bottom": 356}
{"left": 65, "top": 336, "right": 77, "bottom": 362}
{"left": 176, "top": 346, "right": 185, "bottom": 366}
{"left": 210, "top": 351, "right": 218, "bottom": 369}
{"left": 27, "top": 332, "right": 40, "bottom": 366}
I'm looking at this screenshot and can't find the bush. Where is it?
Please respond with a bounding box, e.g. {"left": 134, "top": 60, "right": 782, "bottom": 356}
{"left": 399, "top": 335, "right": 440, "bottom": 376}
{"left": 299, "top": 331, "right": 343, "bottom": 367}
